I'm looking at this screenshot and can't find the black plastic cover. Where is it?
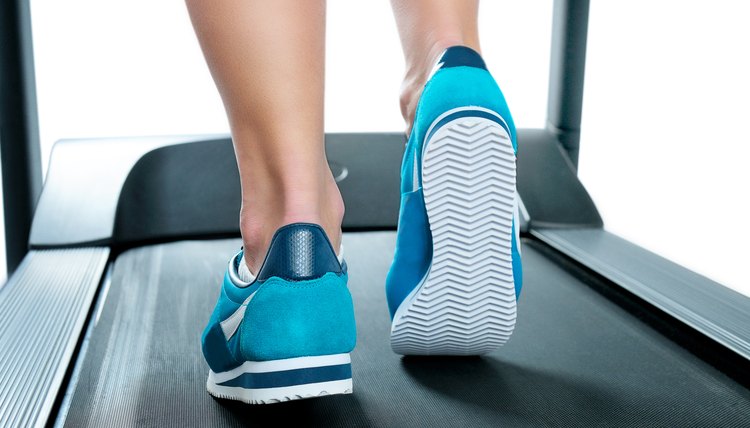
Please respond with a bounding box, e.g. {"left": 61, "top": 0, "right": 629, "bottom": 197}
{"left": 112, "top": 133, "right": 405, "bottom": 247}
{"left": 516, "top": 129, "right": 602, "bottom": 228}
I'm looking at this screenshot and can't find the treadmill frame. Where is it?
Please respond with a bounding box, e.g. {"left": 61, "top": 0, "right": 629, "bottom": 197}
{"left": 0, "top": 0, "right": 42, "bottom": 275}
{"left": 1, "top": 0, "right": 749, "bottom": 426}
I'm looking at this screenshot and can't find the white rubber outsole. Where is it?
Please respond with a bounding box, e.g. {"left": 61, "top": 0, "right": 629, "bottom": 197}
{"left": 390, "top": 108, "right": 518, "bottom": 356}
{"left": 207, "top": 379, "right": 353, "bottom": 405}
{"left": 206, "top": 353, "right": 352, "bottom": 405}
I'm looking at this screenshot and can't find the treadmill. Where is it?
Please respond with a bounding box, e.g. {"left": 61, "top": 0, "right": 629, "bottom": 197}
{"left": 2, "top": 1, "right": 749, "bottom": 426}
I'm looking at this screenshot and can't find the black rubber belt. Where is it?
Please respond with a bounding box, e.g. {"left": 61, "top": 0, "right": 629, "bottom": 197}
{"left": 59, "top": 234, "right": 750, "bottom": 427}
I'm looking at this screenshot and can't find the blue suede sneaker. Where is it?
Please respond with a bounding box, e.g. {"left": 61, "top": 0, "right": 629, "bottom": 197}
{"left": 386, "top": 46, "right": 523, "bottom": 356}
{"left": 201, "top": 223, "right": 356, "bottom": 404}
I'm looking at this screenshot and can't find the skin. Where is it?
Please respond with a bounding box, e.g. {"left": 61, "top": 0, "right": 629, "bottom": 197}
{"left": 390, "top": 0, "right": 481, "bottom": 133}
{"left": 184, "top": 0, "right": 481, "bottom": 273}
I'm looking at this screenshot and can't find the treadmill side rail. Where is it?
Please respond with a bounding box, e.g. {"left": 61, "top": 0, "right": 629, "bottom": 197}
{"left": 0, "top": 248, "right": 109, "bottom": 428}
{"left": 532, "top": 227, "right": 750, "bottom": 373}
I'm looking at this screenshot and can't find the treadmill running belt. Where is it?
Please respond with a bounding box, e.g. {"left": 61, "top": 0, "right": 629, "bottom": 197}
{"left": 60, "top": 233, "right": 750, "bottom": 427}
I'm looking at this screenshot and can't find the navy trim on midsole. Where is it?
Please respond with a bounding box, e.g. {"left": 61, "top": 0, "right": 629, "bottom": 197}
{"left": 216, "top": 363, "right": 352, "bottom": 389}
{"left": 423, "top": 109, "right": 511, "bottom": 150}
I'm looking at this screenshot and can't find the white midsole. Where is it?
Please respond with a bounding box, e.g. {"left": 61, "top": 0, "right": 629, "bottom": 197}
{"left": 208, "top": 353, "right": 351, "bottom": 385}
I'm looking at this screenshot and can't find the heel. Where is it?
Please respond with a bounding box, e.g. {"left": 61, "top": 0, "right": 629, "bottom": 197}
{"left": 391, "top": 107, "right": 518, "bottom": 356}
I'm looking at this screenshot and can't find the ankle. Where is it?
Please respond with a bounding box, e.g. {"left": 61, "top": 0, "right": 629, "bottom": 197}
{"left": 239, "top": 172, "right": 344, "bottom": 274}
{"left": 400, "top": 38, "right": 481, "bottom": 132}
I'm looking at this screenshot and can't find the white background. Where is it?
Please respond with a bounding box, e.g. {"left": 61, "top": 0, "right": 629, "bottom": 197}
{"left": 1, "top": 0, "right": 747, "bottom": 296}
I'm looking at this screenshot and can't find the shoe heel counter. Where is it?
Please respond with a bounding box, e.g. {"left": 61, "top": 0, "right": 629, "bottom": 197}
{"left": 239, "top": 272, "right": 357, "bottom": 361}
{"left": 255, "top": 223, "right": 343, "bottom": 282}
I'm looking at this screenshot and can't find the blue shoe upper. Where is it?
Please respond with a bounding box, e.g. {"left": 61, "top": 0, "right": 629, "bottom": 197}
{"left": 385, "top": 46, "right": 523, "bottom": 319}
{"left": 202, "top": 223, "right": 356, "bottom": 372}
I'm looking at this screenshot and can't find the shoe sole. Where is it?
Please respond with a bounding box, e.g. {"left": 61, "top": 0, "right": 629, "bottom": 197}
{"left": 390, "top": 107, "right": 518, "bottom": 356}
{"left": 206, "top": 353, "right": 352, "bottom": 404}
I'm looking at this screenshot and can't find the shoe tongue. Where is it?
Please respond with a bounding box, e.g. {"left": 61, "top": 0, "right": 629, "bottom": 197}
{"left": 237, "top": 253, "right": 256, "bottom": 283}
{"left": 434, "top": 46, "right": 487, "bottom": 73}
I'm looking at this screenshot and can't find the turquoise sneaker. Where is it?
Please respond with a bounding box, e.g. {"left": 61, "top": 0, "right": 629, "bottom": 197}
{"left": 201, "top": 223, "right": 356, "bottom": 404}
{"left": 386, "top": 46, "right": 522, "bottom": 356}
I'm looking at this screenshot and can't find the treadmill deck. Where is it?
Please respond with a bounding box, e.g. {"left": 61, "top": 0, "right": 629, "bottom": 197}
{"left": 59, "top": 233, "right": 750, "bottom": 427}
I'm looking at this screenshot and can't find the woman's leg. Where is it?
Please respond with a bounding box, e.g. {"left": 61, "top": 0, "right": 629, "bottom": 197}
{"left": 184, "top": 0, "right": 342, "bottom": 273}
{"left": 390, "top": 0, "right": 481, "bottom": 131}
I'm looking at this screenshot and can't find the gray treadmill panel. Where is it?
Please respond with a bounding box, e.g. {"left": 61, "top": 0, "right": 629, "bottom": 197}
{"left": 0, "top": 248, "right": 109, "bottom": 428}
{"left": 532, "top": 227, "right": 750, "bottom": 364}
{"left": 60, "top": 234, "right": 750, "bottom": 427}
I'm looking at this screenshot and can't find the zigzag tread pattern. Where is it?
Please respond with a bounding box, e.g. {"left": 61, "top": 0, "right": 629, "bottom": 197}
{"left": 391, "top": 116, "right": 517, "bottom": 356}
